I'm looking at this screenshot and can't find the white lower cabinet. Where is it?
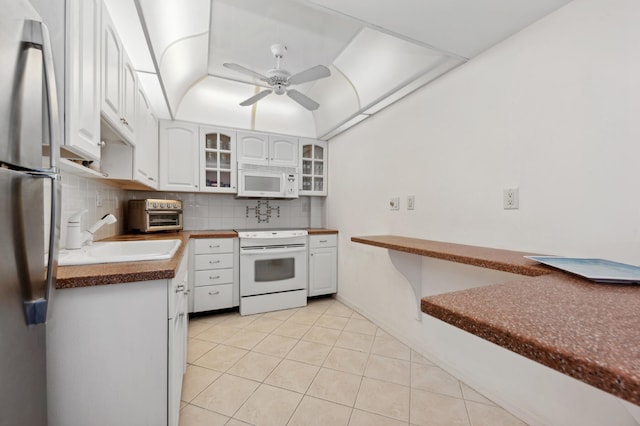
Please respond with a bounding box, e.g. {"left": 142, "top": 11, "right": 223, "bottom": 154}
{"left": 47, "top": 251, "right": 189, "bottom": 426}
{"left": 189, "top": 238, "right": 239, "bottom": 313}
{"left": 308, "top": 234, "right": 338, "bottom": 297}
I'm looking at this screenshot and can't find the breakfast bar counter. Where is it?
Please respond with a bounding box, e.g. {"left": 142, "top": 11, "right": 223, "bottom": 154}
{"left": 352, "top": 235, "right": 640, "bottom": 406}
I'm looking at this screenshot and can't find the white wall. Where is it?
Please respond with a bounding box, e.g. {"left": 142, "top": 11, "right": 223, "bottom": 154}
{"left": 327, "top": 0, "right": 640, "bottom": 424}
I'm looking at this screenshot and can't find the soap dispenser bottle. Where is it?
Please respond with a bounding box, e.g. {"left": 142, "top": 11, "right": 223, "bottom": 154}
{"left": 66, "top": 209, "right": 87, "bottom": 250}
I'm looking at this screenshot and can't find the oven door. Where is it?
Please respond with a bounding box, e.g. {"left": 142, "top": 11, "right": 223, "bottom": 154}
{"left": 240, "top": 243, "right": 307, "bottom": 296}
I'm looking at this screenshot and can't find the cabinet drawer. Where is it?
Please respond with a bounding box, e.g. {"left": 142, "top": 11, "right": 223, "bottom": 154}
{"left": 194, "top": 269, "right": 233, "bottom": 287}
{"left": 194, "top": 238, "right": 234, "bottom": 254}
{"left": 309, "top": 234, "right": 337, "bottom": 249}
{"left": 194, "top": 284, "right": 233, "bottom": 312}
{"left": 195, "top": 253, "right": 234, "bottom": 270}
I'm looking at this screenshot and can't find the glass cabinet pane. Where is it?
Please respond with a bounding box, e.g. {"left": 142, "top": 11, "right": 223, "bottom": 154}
{"left": 220, "top": 152, "right": 231, "bottom": 169}
{"left": 314, "top": 162, "right": 323, "bottom": 176}
{"left": 303, "top": 144, "right": 313, "bottom": 158}
{"left": 205, "top": 170, "right": 218, "bottom": 188}
{"left": 302, "top": 160, "right": 312, "bottom": 175}
{"left": 205, "top": 134, "right": 218, "bottom": 149}
{"left": 220, "top": 134, "right": 231, "bottom": 151}
{"left": 303, "top": 176, "right": 312, "bottom": 191}
{"left": 205, "top": 151, "right": 217, "bottom": 168}
{"left": 313, "top": 145, "right": 324, "bottom": 160}
{"left": 219, "top": 171, "right": 231, "bottom": 188}
{"left": 314, "top": 177, "right": 324, "bottom": 192}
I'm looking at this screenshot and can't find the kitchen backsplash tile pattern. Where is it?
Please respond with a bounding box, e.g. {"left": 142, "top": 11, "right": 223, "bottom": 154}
{"left": 127, "top": 191, "right": 314, "bottom": 230}
{"left": 60, "top": 173, "right": 320, "bottom": 248}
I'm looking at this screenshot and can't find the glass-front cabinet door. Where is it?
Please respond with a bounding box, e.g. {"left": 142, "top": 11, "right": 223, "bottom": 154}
{"left": 199, "top": 127, "right": 237, "bottom": 193}
{"left": 299, "top": 139, "right": 327, "bottom": 196}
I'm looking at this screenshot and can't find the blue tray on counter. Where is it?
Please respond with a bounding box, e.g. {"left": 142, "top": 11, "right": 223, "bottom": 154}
{"left": 525, "top": 256, "right": 640, "bottom": 284}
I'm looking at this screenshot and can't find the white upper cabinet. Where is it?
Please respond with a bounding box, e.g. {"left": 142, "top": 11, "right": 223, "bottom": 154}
{"left": 159, "top": 120, "right": 200, "bottom": 192}
{"left": 237, "top": 131, "right": 268, "bottom": 165}
{"left": 299, "top": 139, "right": 327, "bottom": 196}
{"left": 64, "top": 0, "right": 102, "bottom": 161}
{"left": 237, "top": 131, "right": 298, "bottom": 168}
{"left": 101, "top": 5, "right": 136, "bottom": 145}
{"left": 121, "top": 53, "right": 137, "bottom": 138}
{"left": 269, "top": 135, "right": 299, "bottom": 168}
{"left": 199, "top": 127, "right": 237, "bottom": 193}
{"left": 134, "top": 89, "right": 158, "bottom": 188}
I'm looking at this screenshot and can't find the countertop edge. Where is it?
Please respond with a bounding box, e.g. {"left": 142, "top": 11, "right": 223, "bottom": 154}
{"left": 351, "top": 235, "right": 550, "bottom": 277}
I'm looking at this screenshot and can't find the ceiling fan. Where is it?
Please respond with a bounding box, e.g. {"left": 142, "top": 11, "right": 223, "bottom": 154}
{"left": 223, "top": 44, "right": 331, "bottom": 111}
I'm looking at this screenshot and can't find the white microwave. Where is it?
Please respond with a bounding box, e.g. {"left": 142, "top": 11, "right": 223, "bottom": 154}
{"left": 237, "top": 162, "right": 299, "bottom": 198}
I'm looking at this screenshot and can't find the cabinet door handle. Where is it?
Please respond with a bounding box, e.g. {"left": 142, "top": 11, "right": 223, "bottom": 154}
{"left": 209, "top": 260, "right": 220, "bottom": 264}
{"left": 319, "top": 240, "right": 327, "bottom": 243}
{"left": 209, "top": 244, "right": 220, "bottom": 248}
{"left": 209, "top": 275, "right": 221, "bottom": 280}
{"left": 208, "top": 291, "right": 220, "bottom": 296}
{"left": 175, "top": 284, "right": 185, "bottom": 293}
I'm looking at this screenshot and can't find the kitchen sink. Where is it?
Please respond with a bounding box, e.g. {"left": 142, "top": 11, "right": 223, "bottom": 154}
{"left": 57, "top": 239, "right": 181, "bottom": 266}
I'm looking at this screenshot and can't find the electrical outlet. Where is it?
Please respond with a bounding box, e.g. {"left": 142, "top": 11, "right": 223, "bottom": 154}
{"left": 389, "top": 197, "right": 400, "bottom": 210}
{"left": 407, "top": 195, "right": 415, "bottom": 210}
{"left": 503, "top": 188, "right": 519, "bottom": 209}
{"left": 95, "top": 191, "right": 103, "bottom": 207}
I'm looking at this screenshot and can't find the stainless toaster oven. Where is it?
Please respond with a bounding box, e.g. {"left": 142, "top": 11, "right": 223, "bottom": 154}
{"left": 128, "top": 199, "right": 183, "bottom": 233}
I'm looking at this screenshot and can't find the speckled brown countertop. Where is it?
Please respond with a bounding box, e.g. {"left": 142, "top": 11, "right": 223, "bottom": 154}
{"left": 307, "top": 228, "right": 339, "bottom": 235}
{"left": 57, "top": 229, "right": 337, "bottom": 289}
{"left": 350, "top": 235, "right": 550, "bottom": 276}
{"left": 352, "top": 235, "right": 640, "bottom": 406}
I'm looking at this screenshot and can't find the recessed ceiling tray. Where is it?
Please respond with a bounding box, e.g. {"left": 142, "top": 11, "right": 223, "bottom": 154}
{"left": 525, "top": 256, "right": 640, "bottom": 284}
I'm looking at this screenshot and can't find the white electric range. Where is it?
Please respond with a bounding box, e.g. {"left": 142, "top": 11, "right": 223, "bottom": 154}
{"left": 236, "top": 229, "right": 308, "bottom": 315}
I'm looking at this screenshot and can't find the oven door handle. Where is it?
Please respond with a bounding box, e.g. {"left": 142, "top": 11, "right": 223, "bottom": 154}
{"left": 240, "top": 246, "right": 307, "bottom": 255}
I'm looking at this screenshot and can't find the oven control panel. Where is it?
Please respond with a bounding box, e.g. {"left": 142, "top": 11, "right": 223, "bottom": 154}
{"left": 237, "top": 229, "right": 308, "bottom": 239}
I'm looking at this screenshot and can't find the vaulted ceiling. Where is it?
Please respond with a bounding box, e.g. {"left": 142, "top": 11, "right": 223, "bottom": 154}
{"left": 104, "top": 0, "right": 573, "bottom": 139}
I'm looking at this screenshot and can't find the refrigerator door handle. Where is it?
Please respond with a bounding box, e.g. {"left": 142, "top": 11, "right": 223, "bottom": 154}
{"left": 21, "top": 19, "right": 61, "bottom": 325}
{"left": 23, "top": 19, "right": 60, "bottom": 170}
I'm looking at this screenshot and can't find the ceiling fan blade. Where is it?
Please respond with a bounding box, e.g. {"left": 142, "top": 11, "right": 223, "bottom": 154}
{"left": 223, "top": 63, "right": 269, "bottom": 82}
{"left": 239, "top": 89, "right": 273, "bottom": 106}
{"left": 287, "top": 89, "right": 320, "bottom": 111}
{"left": 288, "top": 65, "right": 331, "bottom": 85}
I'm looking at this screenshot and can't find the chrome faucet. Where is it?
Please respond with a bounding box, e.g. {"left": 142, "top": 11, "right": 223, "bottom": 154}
{"left": 66, "top": 210, "right": 117, "bottom": 250}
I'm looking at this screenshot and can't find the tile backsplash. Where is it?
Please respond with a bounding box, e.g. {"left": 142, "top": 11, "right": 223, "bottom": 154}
{"left": 60, "top": 173, "right": 324, "bottom": 247}
{"left": 127, "top": 191, "right": 316, "bottom": 230}
{"left": 59, "top": 172, "right": 127, "bottom": 248}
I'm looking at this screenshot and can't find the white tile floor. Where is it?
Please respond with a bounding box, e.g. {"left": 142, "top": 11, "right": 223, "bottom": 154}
{"left": 182, "top": 297, "right": 528, "bottom": 426}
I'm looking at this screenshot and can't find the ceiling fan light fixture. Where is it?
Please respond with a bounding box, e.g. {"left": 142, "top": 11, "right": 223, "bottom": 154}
{"left": 273, "top": 84, "right": 286, "bottom": 95}
{"left": 226, "top": 43, "right": 330, "bottom": 110}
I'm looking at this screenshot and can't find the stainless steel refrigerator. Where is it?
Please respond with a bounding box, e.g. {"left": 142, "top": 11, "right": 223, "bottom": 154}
{"left": 0, "top": 0, "right": 61, "bottom": 425}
